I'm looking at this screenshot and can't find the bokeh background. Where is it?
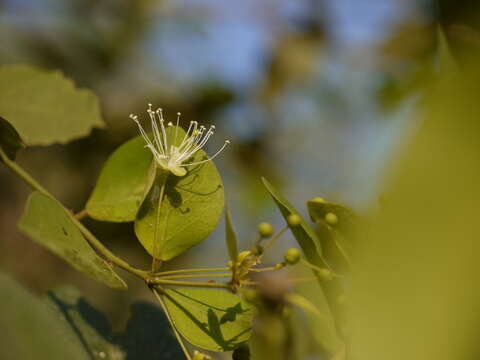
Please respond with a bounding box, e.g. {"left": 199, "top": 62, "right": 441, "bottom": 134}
{"left": 0, "top": 0, "right": 476, "bottom": 335}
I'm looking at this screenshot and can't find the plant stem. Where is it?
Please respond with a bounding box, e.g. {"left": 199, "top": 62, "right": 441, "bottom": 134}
{"left": 152, "top": 172, "right": 168, "bottom": 273}
{"left": 151, "top": 278, "right": 232, "bottom": 289}
{"left": 0, "top": 147, "right": 149, "bottom": 281}
{"left": 0, "top": 147, "right": 53, "bottom": 198}
{"left": 74, "top": 208, "right": 88, "bottom": 220}
{"left": 264, "top": 225, "right": 289, "bottom": 249}
{"left": 299, "top": 258, "right": 344, "bottom": 279}
{"left": 249, "top": 264, "right": 284, "bottom": 273}
{"left": 153, "top": 288, "right": 192, "bottom": 360}
{"left": 154, "top": 267, "right": 230, "bottom": 276}
{"left": 332, "top": 231, "right": 352, "bottom": 266}
{"left": 160, "top": 273, "right": 232, "bottom": 280}
{"left": 71, "top": 216, "right": 148, "bottom": 279}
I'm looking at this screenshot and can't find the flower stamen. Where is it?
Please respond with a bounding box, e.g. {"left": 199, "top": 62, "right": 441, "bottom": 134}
{"left": 130, "top": 104, "right": 230, "bottom": 176}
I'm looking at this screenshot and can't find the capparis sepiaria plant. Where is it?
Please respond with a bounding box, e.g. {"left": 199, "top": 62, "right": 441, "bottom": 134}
{"left": 0, "top": 65, "right": 354, "bottom": 360}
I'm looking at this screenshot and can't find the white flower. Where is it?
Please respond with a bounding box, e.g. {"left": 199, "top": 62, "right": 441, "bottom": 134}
{"left": 130, "top": 104, "right": 230, "bottom": 177}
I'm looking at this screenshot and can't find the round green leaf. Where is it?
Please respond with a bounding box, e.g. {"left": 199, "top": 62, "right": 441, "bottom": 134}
{"left": 86, "top": 136, "right": 154, "bottom": 222}
{"left": 134, "top": 127, "right": 224, "bottom": 261}
{"left": 18, "top": 192, "right": 127, "bottom": 289}
{"left": 162, "top": 288, "right": 253, "bottom": 352}
{"left": 0, "top": 65, "right": 104, "bottom": 145}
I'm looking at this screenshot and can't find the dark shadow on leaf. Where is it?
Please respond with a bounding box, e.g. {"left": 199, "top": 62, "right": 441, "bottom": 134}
{"left": 47, "top": 289, "right": 182, "bottom": 360}
{"left": 164, "top": 290, "right": 250, "bottom": 351}
{"left": 220, "top": 303, "right": 244, "bottom": 324}
{"left": 114, "top": 302, "right": 182, "bottom": 360}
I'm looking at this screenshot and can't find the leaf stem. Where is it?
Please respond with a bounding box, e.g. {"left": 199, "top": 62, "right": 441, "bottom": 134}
{"left": 151, "top": 278, "right": 232, "bottom": 289}
{"left": 264, "top": 225, "right": 289, "bottom": 249}
{"left": 152, "top": 288, "right": 192, "bottom": 360}
{"left": 154, "top": 267, "right": 231, "bottom": 276}
{"left": 332, "top": 230, "right": 352, "bottom": 266}
{"left": 249, "top": 264, "right": 284, "bottom": 273}
{"left": 71, "top": 216, "right": 149, "bottom": 279}
{"left": 0, "top": 147, "right": 149, "bottom": 280}
{"left": 299, "top": 258, "right": 344, "bottom": 279}
{"left": 0, "top": 147, "right": 53, "bottom": 197}
{"left": 74, "top": 208, "right": 88, "bottom": 220}
{"left": 152, "top": 171, "right": 168, "bottom": 273}
{"left": 160, "top": 273, "right": 232, "bottom": 280}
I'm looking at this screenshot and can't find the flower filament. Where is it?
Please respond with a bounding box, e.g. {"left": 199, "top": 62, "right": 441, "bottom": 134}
{"left": 130, "top": 104, "right": 230, "bottom": 176}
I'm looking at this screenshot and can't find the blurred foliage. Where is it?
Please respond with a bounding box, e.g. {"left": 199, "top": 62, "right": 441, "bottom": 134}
{"left": 2, "top": 0, "right": 480, "bottom": 359}
{"left": 352, "top": 62, "right": 480, "bottom": 360}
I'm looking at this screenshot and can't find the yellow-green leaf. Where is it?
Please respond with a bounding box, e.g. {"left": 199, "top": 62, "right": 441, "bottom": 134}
{"left": 162, "top": 288, "right": 253, "bottom": 352}
{"left": 86, "top": 136, "right": 154, "bottom": 222}
{"left": 0, "top": 65, "right": 104, "bottom": 146}
{"left": 134, "top": 127, "right": 224, "bottom": 261}
{"left": 18, "top": 192, "right": 126, "bottom": 289}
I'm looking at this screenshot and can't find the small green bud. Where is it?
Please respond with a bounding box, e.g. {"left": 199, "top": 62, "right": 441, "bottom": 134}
{"left": 193, "top": 350, "right": 212, "bottom": 360}
{"left": 243, "top": 289, "right": 258, "bottom": 302}
{"left": 317, "top": 268, "right": 333, "bottom": 281}
{"left": 274, "top": 263, "right": 284, "bottom": 270}
{"left": 258, "top": 222, "right": 274, "bottom": 237}
{"left": 252, "top": 245, "right": 264, "bottom": 256}
{"left": 325, "top": 212, "right": 338, "bottom": 225}
{"left": 227, "top": 260, "right": 233, "bottom": 269}
{"left": 287, "top": 214, "right": 301, "bottom": 227}
{"left": 311, "top": 197, "right": 326, "bottom": 204}
{"left": 284, "top": 248, "right": 301, "bottom": 265}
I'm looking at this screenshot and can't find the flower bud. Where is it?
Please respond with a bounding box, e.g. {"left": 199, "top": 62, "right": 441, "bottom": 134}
{"left": 317, "top": 268, "right": 333, "bottom": 281}
{"left": 311, "top": 196, "right": 326, "bottom": 204}
{"left": 257, "top": 222, "right": 274, "bottom": 237}
{"left": 325, "top": 212, "right": 338, "bottom": 225}
{"left": 287, "top": 214, "right": 301, "bottom": 227}
{"left": 284, "top": 248, "right": 301, "bottom": 265}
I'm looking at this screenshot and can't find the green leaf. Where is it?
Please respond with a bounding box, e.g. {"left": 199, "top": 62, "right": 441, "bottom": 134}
{"left": 350, "top": 68, "right": 480, "bottom": 360}
{"left": 18, "top": 192, "right": 127, "bottom": 289}
{"left": 86, "top": 136, "right": 154, "bottom": 222}
{"left": 0, "top": 116, "right": 24, "bottom": 160}
{"left": 135, "top": 127, "right": 224, "bottom": 261}
{"left": 0, "top": 272, "right": 90, "bottom": 360}
{"left": 261, "top": 177, "right": 343, "bottom": 355}
{"left": 261, "top": 177, "right": 324, "bottom": 265}
{"left": 0, "top": 65, "right": 104, "bottom": 146}
{"left": 46, "top": 287, "right": 183, "bottom": 360}
{"left": 225, "top": 206, "right": 239, "bottom": 264}
{"left": 162, "top": 288, "right": 253, "bottom": 352}
{"left": 306, "top": 198, "right": 356, "bottom": 232}
{"left": 307, "top": 198, "right": 355, "bottom": 269}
